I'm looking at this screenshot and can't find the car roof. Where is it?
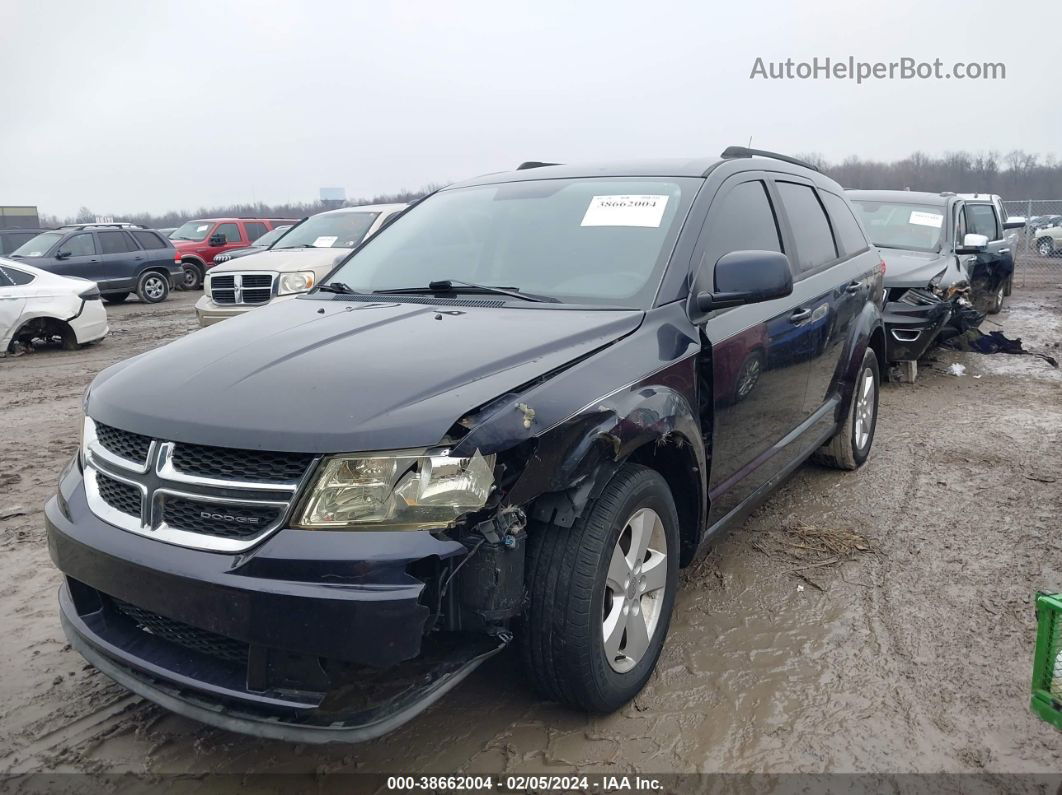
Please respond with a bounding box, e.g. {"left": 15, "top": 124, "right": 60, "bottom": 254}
{"left": 846, "top": 189, "right": 951, "bottom": 206}
{"left": 445, "top": 153, "right": 843, "bottom": 192}
{"left": 184, "top": 217, "right": 298, "bottom": 224}
{"left": 315, "top": 203, "right": 407, "bottom": 216}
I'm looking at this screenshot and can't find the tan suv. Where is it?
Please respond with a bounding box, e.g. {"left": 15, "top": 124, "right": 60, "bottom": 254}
{"left": 195, "top": 204, "right": 405, "bottom": 325}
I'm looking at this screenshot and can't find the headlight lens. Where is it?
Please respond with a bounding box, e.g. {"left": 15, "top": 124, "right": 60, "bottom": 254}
{"left": 296, "top": 449, "right": 495, "bottom": 530}
{"left": 278, "top": 271, "right": 315, "bottom": 295}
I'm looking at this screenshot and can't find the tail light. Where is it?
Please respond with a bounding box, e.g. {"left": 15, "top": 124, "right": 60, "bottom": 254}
{"left": 879, "top": 259, "right": 887, "bottom": 274}
{"left": 78, "top": 286, "right": 101, "bottom": 301}
{"left": 174, "top": 252, "right": 182, "bottom": 264}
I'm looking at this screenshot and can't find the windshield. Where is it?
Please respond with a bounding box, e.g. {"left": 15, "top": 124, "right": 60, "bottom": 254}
{"left": 324, "top": 179, "right": 695, "bottom": 307}
{"left": 850, "top": 200, "right": 945, "bottom": 253}
{"left": 274, "top": 212, "right": 378, "bottom": 249}
{"left": 170, "top": 221, "right": 214, "bottom": 241}
{"left": 252, "top": 225, "right": 290, "bottom": 247}
{"left": 11, "top": 231, "right": 63, "bottom": 257}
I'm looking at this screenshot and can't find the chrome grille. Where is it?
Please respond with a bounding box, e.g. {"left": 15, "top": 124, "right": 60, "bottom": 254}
{"left": 171, "top": 443, "right": 314, "bottom": 482}
{"left": 81, "top": 417, "right": 317, "bottom": 552}
{"left": 95, "top": 423, "right": 152, "bottom": 465}
{"left": 162, "top": 496, "right": 282, "bottom": 540}
{"left": 97, "top": 473, "right": 142, "bottom": 517}
{"left": 210, "top": 272, "right": 275, "bottom": 305}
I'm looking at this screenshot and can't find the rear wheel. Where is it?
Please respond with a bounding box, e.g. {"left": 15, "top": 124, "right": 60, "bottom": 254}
{"left": 1037, "top": 238, "right": 1054, "bottom": 257}
{"left": 521, "top": 464, "right": 680, "bottom": 712}
{"left": 1003, "top": 276, "right": 1013, "bottom": 297}
{"left": 136, "top": 271, "right": 169, "bottom": 304}
{"left": 812, "top": 346, "right": 879, "bottom": 470}
{"left": 102, "top": 292, "right": 129, "bottom": 304}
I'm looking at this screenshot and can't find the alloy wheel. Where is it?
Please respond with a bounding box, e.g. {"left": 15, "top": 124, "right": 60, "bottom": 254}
{"left": 853, "top": 366, "right": 875, "bottom": 450}
{"left": 144, "top": 276, "right": 165, "bottom": 301}
{"left": 602, "top": 507, "right": 668, "bottom": 673}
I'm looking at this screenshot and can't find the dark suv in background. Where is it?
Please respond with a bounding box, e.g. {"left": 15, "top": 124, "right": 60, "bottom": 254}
{"left": 0, "top": 228, "right": 48, "bottom": 256}
{"left": 10, "top": 224, "right": 181, "bottom": 303}
{"left": 48, "top": 149, "right": 885, "bottom": 743}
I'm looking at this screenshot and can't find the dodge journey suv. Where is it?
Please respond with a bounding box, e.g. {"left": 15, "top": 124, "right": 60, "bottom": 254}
{"left": 48, "top": 149, "right": 885, "bottom": 742}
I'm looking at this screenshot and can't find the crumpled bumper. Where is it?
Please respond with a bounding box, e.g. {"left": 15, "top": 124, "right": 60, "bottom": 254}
{"left": 882, "top": 297, "right": 952, "bottom": 362}
{"left": 46, "top": 460, "right": 502, "bottom": 742}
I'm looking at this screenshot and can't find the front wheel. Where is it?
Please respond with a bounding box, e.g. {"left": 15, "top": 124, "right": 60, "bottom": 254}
{"left": 521, "top": 464, "right": 680, "bottom": 712}
{"left": 180, "top": 262, "right": 202, "bottom": 290}
{"left": 988, "top": 281, "right": 1005, "bottom": 314}
{"left": 812, "top": 346, "right": 879, "bottom": 470}
{"left": 136, "top": 271, "right": 169, "bottom": 304}
{"left": 1037, "top": 238, "right": 1054, "bottom": 257}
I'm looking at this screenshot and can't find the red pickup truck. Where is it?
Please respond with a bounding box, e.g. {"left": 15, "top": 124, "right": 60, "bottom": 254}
{"left": 170, "top": 217, "right": 297, "bottom": 289}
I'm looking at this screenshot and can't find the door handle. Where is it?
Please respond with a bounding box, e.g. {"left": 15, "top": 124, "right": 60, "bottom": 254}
{"left": 845, "top": 281, "right": 861, "bottom": 294}
{"left": 789, "top": 308, "right": 812, "bottom": 323}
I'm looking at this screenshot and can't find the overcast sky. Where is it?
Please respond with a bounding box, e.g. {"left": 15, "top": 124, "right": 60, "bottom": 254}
{"left": 3, "top": 0, "right": 1060, "bottom": 218}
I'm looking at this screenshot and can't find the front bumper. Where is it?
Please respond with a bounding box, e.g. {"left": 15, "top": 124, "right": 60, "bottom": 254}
{"left": 882, "top": 298, "right": 952, "bottom": 362}
{"left": 46, "top": 459, "right": 499, "bottom": 741}
{"left": 194, "top": 293, "right": 296, "bottom": 326}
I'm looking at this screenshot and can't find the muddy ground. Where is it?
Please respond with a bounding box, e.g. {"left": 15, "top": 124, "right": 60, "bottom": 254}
{"left": 0, "top": 288, "right": 1060, "bottom": 785}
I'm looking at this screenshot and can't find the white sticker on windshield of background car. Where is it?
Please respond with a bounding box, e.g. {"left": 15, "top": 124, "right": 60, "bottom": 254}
{"left": 909, "top": 211, "right": 943, "bottom": 228}
{"left": 196, "top": 224, "right": 209, "bottom": 232}
{"left": 312, "top": 236, "right": 338, "bottom": 247}
{"left": 581, "top": 195, "right": 670, "bottom": 228}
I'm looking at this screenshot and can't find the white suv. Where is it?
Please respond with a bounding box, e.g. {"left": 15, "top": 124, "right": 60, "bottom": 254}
{"left": 195, "top": 204, "right": 406, "bottom": 326}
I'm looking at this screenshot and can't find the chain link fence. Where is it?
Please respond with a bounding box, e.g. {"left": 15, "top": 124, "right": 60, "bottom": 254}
{"left": 1004, "top": 200, "right": 1062, "bottom": 288}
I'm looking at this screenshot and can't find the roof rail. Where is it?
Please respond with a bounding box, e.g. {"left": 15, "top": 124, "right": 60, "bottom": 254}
{"left": 59, "top": 222, "right": 145, "bottom": 230}
{"left": 719, "top": 146, "right": 820, "bottom": 173}
{"left": 516, "top": 161, "right": 561, "bottom": 170}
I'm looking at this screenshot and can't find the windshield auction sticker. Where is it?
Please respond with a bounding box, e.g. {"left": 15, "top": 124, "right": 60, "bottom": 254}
{"left": 312, "top": 236, "right": 338, "bottom": 247}
{"left": 581, "top": 195, "right": 669, "bottom": 227}
{"left": 909, "top": 210, "right": 944, "bottom": 228}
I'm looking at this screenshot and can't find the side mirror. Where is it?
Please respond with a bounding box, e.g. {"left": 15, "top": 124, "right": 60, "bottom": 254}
{"left": 55, "top": 250, "right": 71, "bottom": 260}
{"left": 1003, "top": 217, "right": 1026, "bottom": 230}
{"left": 956, "top": 233, "right": 989, "bottom": 254}
{"left": 209, "top": 234, "right": 226, "bottom": 246}
{"left": 692, "top": 250, "right": 794, "bottom": 316}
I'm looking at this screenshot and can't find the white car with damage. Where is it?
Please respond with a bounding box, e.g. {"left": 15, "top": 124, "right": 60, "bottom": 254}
{"left": 0, "top": 259, "right": 109, "bottom": 353}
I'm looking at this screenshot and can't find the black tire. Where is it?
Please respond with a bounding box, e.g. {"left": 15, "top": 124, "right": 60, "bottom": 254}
{"left": 103, "top": 292, "right": 129, "bottom": 304}
{"left": 733, "top": 349, "right": 765, "bottom": 403}
{"left": 1037, "top": 238, "right": 1054, "bottom": 258}
{"left": 136, "top": 271, "right": 169, "bottom": 304}
{"left": 520, "top": 464, "right": 680, "bottom": 712}
{"left": 812, "top": 346, "right": 879, "bottom": 470}
{"left": 180, "top": 262, "right": 203, "bottom": 290}
{"left": 988, "top": 280, "right": 1005, "bottom": 314}
{"left": 1003, "top": 276, "right": 1013, "bottom": 297}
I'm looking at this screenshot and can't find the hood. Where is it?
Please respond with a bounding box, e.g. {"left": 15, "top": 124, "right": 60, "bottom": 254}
{"left": 208, "top": 246, "right": 350, "bottom": 275}
{"left": 881, "top": 249, "right": 960, "bottom": 289}
{"left": 88, "top": 297, "right": 642, "bottom": 453}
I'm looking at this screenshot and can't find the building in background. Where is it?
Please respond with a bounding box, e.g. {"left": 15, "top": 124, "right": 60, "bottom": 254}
{"left": 0, "top": 206, "right": 40, "bottom": 229}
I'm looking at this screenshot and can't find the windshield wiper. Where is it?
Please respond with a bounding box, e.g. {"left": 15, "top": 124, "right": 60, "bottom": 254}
{"left": 318, "top": 281, "right": 361, "bottom": 295}
{"left": 373, "top": 279, "right": 559, "bottom": 303}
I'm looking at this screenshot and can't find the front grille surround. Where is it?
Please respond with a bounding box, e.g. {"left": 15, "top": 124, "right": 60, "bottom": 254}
{"left": 210, "top": 271, "right": 276, "bottom": 305}
{"left": 82, "top": 417, "right": 318, "bottom": 553}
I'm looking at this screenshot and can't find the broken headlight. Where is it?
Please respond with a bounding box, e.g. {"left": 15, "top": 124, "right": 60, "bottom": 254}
{"left": 295, "top": 449, "right": 495, "bottom": 530}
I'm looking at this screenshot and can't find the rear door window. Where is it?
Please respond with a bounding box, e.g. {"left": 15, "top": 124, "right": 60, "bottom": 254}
{"left": 98, "top": 231, "right": 137, "bottom": 254}
{"left": 776, "top": 182, "right": 838, "bottom": 273}
{"left": 820, "top": 191, "right": 868, "bottom": 257}
{"left": 244, "top": 221, "right": 268, "bottom": 241}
